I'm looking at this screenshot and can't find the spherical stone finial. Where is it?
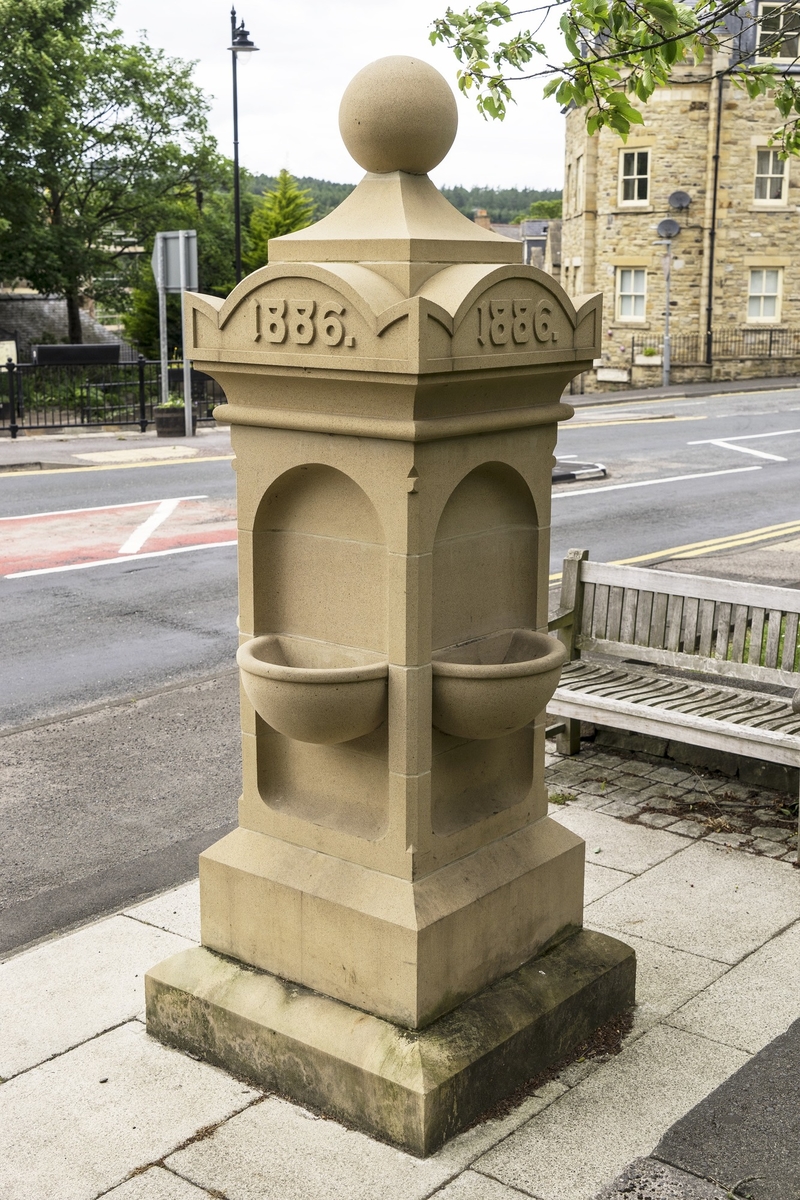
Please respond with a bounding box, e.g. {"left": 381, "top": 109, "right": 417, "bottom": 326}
{"left": 339, "top": 56, "right": 458, "bottom": 175}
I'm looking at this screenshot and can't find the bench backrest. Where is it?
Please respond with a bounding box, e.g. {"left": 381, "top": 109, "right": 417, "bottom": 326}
{"left": 560, "top": 550, "right": 800, "bottom": 688}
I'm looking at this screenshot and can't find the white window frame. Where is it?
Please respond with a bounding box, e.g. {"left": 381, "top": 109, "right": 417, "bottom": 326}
{"left": 754, "top": 146, "right": 788, "bottom": 203}
{"left": 618, "top": 148, "right": 650, "bottom": 206}
{"left": 616, "top": 267, "right": 647, "bottom": 321}
{"left": 747, "top": 267, "right": 783, "bottom": 323}
{"left": 758, "top": 2, "right": 800, "bottom": 60}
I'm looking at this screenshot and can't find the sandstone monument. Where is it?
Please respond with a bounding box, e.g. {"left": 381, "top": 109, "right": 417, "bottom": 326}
{"left": 146, "top": 55, "right": 635, "bottom": 1156}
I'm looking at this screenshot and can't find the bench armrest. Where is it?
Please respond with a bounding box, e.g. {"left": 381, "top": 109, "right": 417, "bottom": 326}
{"left": 548, "top": 610, "right": 574, "bottom": 631}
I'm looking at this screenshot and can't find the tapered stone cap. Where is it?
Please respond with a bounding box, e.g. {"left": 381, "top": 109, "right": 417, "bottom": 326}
{"left": 269, "top": 56, "right": 520, "bottom": 267}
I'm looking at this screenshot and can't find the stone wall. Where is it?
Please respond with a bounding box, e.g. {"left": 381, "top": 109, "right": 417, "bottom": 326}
{"left": 0, "top": 295, "right": 127, "bottom": 359}
{"left": 560, "top": 62, "right": 800, "bottom": 390}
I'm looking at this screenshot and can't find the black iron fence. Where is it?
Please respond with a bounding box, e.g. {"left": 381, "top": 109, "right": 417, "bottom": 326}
{"left": 1, "top": 357, "right": 225, "bottom": 438}
{"left": 632, "top": 328, "right": 800, "bottom": 366}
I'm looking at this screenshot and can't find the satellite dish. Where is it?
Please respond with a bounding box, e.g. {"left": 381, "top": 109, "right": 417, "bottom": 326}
{"left": 657, "top": 218, "right": 681, "bottom": 239}
{"left": 669, "top": 190, "right": 692, "bottom": 210}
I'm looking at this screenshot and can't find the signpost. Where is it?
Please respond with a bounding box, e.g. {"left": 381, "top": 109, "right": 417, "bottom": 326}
{"left": 151, "top": 230, "right": 198, "bottom": 436}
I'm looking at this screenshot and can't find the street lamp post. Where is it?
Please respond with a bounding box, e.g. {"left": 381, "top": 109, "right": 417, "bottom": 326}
{"left": 653, "top": 217, "right": 680, "bottom": 389}
{"left": 229, "top": 8, "right": 259, "bottom": 285}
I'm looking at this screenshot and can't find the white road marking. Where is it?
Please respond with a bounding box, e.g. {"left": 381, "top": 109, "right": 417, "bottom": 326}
{"left": 688, "top": 427, "right": 800, "bottom": 443}
{"left": 700, "top": 440, "right": 786, "bottom": 461}
{"left": 0, "top": 495, "right": 207, "bottom": 522}
{"left": 118, "top": 498, "right": 182, "bottom": 555}
{"left": 5, "top": 539, "right": 237, "bottom": 579}
{"left": 551, "top": 465, "right": 761, "bottom": 498}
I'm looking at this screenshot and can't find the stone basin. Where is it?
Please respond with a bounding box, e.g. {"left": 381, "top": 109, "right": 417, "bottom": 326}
{"left": 431, "top": 629, "right": 567, "bottom": 740}
{"left": 237, "top": 634, "right": 388, "bottom": 745}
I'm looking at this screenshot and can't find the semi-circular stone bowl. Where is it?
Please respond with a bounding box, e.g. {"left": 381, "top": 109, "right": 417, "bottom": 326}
{"left": 237, "top": 635, "right": 388, "bottom": 745}
{"left": 431, "top": 629, "right": 567, "bottom": 741}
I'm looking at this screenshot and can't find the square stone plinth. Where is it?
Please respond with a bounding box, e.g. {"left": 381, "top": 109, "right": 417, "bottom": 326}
{"left": 145, "top": 929, "right": 635, "bottom": 1158}
{"left": 198, "top": 817, "right": 585, "bottom": 1029}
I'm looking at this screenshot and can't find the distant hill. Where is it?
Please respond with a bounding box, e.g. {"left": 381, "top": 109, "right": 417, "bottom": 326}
{"left": 250, "top": 176, "right": 562, "bottom": 225}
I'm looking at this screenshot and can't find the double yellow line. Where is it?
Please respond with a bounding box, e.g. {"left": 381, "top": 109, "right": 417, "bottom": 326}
{"left": 549, "top": 516, "right": 800, "bottom": 583}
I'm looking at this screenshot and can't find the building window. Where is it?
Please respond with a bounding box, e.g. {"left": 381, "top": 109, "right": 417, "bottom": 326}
{"left": 754, "top": 148, "right": 786, "bottom": 201}
{"left": 616, "top": 268, "right": 647, "bottom": 319}
{"left": 748, "top": 268, "right": 782, "bottom": 321}
{"left": 758, "top": 2, "right": 800, "bottom": 58}
{"left": 575, "top": 154, "right": 584, "bottom": 213}
{"left": 619, "top": 149, "right": 649, "bottom": 204}
{"left": 565, "top": 163, "right": 572, "bottom": 217}
{"left": 573, "top": 265, "right": 583, "bottom": 295}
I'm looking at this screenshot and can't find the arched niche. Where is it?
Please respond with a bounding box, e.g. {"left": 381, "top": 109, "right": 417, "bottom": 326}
{"left": 432, "top": 462, "right": 539, "bottom": 652}
{"left": 253, "top": 463, "right": 386, "bottom": 652}
{"left": 251, "top": 464, "right": 388, "bottom": 841}
{"left": 431, "top": 462, "right": 539, "bottom": 837}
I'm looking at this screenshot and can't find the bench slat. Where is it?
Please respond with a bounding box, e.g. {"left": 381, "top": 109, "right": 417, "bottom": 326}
{"left": 683, "top": 597, "right": 700, "bottom": 654}
{"left": 650, "top": 592, "right": 669, "bottom": 649}
{"left": 580, "top": 560, "right": 800, "bottom": 613}
{"left": 665, "top": 594, "right": 683, "bottom": 651}
{"left": 783, "top": 612, "right": 799, "bottom": 672}
{"left": 635, "top": 591, "right": 654, "bottom": 646}
{"left": 764, "top": 609, "right": 783, "bottom": 670}
{"left": 748, "top": 608, "right": 766, "bottom": 666}
{"left": 698, "top": 599, "right": 716, "bottom": 658}
{"left": 620, "top": 589, "right": 638, "bottom": 644}
{"left": 606, "top": 586, "right": 624, "bottom": 642}
{"left": 592, "top": 584, "right": 610, "bottom": 639}
{"left": 582, "top": 582, "right": 596, "bottom": 643}
{"left": 715, "top": 602, "right": 733, "bottom": 661}
{"left": 731, "top": 604, "right": 749, "bottom": 663}
{"left": 575, "top": 635, "right": 800, "bottom": 688}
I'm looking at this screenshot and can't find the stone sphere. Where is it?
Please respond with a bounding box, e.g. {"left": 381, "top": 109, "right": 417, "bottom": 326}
{"left": 338, "top": 56, "right": 458, "bottom": 175}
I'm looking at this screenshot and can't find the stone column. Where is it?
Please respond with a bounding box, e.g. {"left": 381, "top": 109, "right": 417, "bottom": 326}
{"left": 146, "top": 56, "right": 635, "bottom": 1157}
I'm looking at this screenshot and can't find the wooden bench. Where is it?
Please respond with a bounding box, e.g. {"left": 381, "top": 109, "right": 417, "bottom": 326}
{"left": 548, "top": 549, "right": 800, "bottom": 850}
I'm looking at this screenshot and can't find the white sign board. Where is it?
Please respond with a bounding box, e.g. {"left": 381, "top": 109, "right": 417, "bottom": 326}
{"left": 151, "top": 230, "right": 198, "bottom": 293}
{"left": 0, "top": 340, "right": 17, "bottom": 368}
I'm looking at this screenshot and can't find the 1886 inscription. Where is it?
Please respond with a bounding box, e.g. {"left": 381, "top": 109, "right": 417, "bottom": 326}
{"left": 252, "top": 299, "right": 356, "bottom": 348}
{"left": 477, "top": 298, "right": 558, "bottom": 347}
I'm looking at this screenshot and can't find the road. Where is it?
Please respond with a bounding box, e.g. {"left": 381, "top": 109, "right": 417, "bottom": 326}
{"left": 2, "top": 383, "right": 799, "bottom": 952}
{"left": 553, "top": 384, "right": 800, "bottom": 574}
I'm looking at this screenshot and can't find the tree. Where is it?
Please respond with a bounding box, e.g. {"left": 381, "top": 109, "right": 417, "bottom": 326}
{"left": 431, "top": 1, "right": 800, "bottom": 154}
{"left": 122, "top": 173, "right": 257, "bottom": 356}
{"left": 248, "top": 170, "right": 316, "bottom": 269}
{"left": 525, "top": 199, "right": 563, "bottom": 218}
{"left": 0, "top": 0, "right": 219, "bottom": 342}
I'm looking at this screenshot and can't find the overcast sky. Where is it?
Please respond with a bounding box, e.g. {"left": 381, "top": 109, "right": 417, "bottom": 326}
{"left": 113, "top": 0, "right": 565, "bottom": 191}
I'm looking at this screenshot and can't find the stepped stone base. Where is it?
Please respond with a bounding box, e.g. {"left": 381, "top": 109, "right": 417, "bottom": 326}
{"left": 145, "top": 929, "right": 636, "bottom": 1157}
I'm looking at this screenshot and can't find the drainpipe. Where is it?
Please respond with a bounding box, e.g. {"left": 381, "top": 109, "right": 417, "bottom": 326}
{"left": 705, "top": 74, "right": 724, "bottom": 366}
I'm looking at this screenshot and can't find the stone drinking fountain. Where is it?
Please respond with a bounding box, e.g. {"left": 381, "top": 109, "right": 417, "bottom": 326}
{"left": 146, "top": 55, "right": 635, "bottom": 1157}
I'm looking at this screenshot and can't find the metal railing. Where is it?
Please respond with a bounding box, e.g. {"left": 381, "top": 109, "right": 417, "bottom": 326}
{"left": 632, "top": 328, "right": 800, "bottom": 366}
{"left": 1, "top": 357, "right": 225, "bottom": 438}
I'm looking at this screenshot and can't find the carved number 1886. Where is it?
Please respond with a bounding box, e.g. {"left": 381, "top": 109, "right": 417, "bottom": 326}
{"left": 477, "top": 299, "right": 557, "bottom": 347}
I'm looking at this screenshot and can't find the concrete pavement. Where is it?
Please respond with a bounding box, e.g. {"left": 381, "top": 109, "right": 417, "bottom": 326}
{"left": 2, "top": 740, "right": 798, "bottom": 1200}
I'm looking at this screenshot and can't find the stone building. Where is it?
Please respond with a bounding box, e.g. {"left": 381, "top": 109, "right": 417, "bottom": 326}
{"left": 561, "top": 15, "right": 800, "bottom": 389}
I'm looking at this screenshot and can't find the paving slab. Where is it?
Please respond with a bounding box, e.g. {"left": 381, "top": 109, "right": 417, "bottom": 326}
{"left": 433, "top": 1172, "right": 538, "bottom": 1198}
{"left": 0, "top": 914, "right": 192, "bottom": 1077}
{"left": 165, "top": 1094, "right": 490, "bottom": 1200}
{"left": 473, "top": 1025, "right": 747, "bottom": 1200}
{"left": 552, "top": 806, "right": 687, "bottom": 875}
{"left": 587, "top": 927, "right": 728, "bottom": 1036}
{"left": 0, "top": 1021, "right": 258, "bottom": 1200}
{"left": 653, "top": 1017, "right": 800, "bottom": 1200}
{"left": 593, "top": 1158, "right": 728, "bottom": 1199}
{"left": 586, "top": 841, "right": 800, "bottom": 964}
{"left": 102, "top": 1167, "right": 214, "bottom": 1198}
{"left": 125, "top": 880, "right": 201, "bottom": 943}
{"left": 668, "top": 919, "right": 800, "bottom": 1053}
{"left": 583, "top": 863, "right": 634, "bottom": 904}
